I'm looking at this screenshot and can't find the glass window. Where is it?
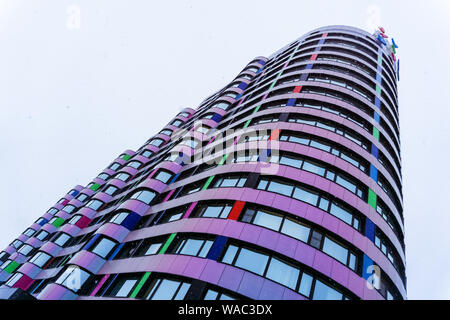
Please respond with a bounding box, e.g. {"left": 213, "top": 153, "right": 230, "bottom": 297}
{"left": 145, "top": 243, "right": 163, "bottom": 255}
{"left": 299, "top": 272, "right": 313, "bottom": 297}
{"left": 54, "top": 233, "right": 71, "bottom": 247}
{"left": 150, "top": 279, "right": 189, "bottom": 300}
{"left": 86, "top": 200, "right": 103, "bottom": 211}
{"left": 131, "top": 190, "right": 156, "bottom": 205}
{"left": 154, "top": 171, "right": 173, "bottom": 184}
{"left": 222, "top": 245, "right": 238, "bottom": 264}
{"left": 23, "top": 229, "right": 35, "bottom": 237}
{"left": 109, "top": 163, "right": 121, "bottom": 171}
{"left": 234, "top": 248, "right": 269, "bottom": 275}
{"left": 293, "top": 187, "right": 319, "bottom": 206}
{"left": 266, "top": 258, "right": 299, "bottom": 290}
{"left": 177, "top": 239, "right": 204, "bottom": 256}
{"left": 267, "top": 181, "right": 293, "bottom": 197}
{"left": 115, "top": 279, "right": 137, "bottom": 297}
{"left": 35, "top": 230, "right": 49, "bottom": 241}
{"left": 77, "top": 193, "right": 88, "bottom": 202}
{"left": 90, "top": 238, "right": 116, "bottom": 258}
{"left": 18, "top": 244, "right": 33, "bottom": 256}
{"left": 116, "top": 173, "right": 131, "bottom": 182}
{"left": 104, "top": 185, "right": 118, "bottom": 196}
{"left": 29, "top": 252, "right": 51, "bottom": 268}
{"left": 322, "top": 237, "right": 348, "bottom": 265}
{"left": 110, "top": 212, "right": 129, "bottom": 225}
{"left": 127, "top": 161, "right": 141, "bottom": 169}
{"left": 336, "top": 175, "right": 357, "bottom": 193}
{"left": 5, "top": 273, "right": 22, "bottom": 287}
{"left": 56, "top": 266, "right": 91, "bottom": 292}
{"left": 253, "top": 211, "right": 282, "bottom": 231}
{"left": 281, "top": 218, "right": 310, "bottom": 242}
{"left": 329, "top": 203, "right": 353, "bottom": 225}
{"left": 279, "top": 156, "right": 302, "bottom": 168}
{"left": 312, "top": 280, "right": 343, "bottom": 300}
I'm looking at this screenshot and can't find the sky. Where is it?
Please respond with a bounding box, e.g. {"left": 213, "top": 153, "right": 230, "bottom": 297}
{"left": 0, "top": 0, "right": 449, "bottom": 299}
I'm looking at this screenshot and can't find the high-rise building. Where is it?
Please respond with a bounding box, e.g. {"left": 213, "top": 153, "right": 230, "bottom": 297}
{"left": 0, "top": 25, "right": 404, "bottom": 300}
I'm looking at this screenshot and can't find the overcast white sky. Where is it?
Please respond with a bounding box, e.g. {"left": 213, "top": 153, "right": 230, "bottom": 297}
{"left": 0, "top": 0, "right": 449, "bottom": 299}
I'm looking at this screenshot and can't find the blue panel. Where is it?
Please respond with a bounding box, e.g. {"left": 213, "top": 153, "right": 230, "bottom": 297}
{"left": 374, "top": 111, "right": 380, "bottom": 123}
{"left": 362, "top": 254, "right": 374, "bottom": 280}
{"left": 305, "top": 64, "right": 313, "bottom": 70}
{"left": 82, "top": 234, "right": 100, "bottom": 251}
{"left": 238, "top": 82, "right": 248, "bottom": 90}
{"left": 70, "top": 190, "right": 79, "bottom": 197}
{"left": 108, "top": 243, "right": 124, "bottom": 260}
{"left": 258, "top": 60, "right": 266, "bottom": 65}
{"left": 256, "top": 68, "right": 263, "bottom": 74}
{"left": 211, "top": 113, "right": 222, "bottom": 123}
{"left": 318, "top": 38, "right": 325, "bottom": 45}
{"left": 169, "top": 173, "right": 180, "bottom": 185}
{"left": 300, "top": 73, "right": 309, "bottom": 81}
{"left": 376, "top": 73, "right": 382, "bottom": 84}
{"left": 374, "top": 96, "right": 381, "bottom": 109}
{"left": 235, "top": 94, "right": 242, "bottom": 100}
{"left": 287, "top": 98, "right": 296, "bottom": 106}
{"left": 370, "top": 165, "right": 378, "bottom": 182}
{"left": 206, "top": 236, "right": 228, "bottom": 261}
{"left": 371, "top": 144, "right": 379, "bottom": 159}
{"left": 121, "top": 212, "right": 141, "bottom": 230}
{"left": 38, "top": 219, "right": 48, "bottom": 226}
{"left": 365, "top": 218, "right": 376, "bottom": 242}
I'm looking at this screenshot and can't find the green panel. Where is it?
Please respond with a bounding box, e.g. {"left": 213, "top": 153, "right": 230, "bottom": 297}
{"left": 252, "top": 106, "right": 261, "bottom": 113}
{"left": 368, "top": 189, "right": 377, "bottom": 209}
{"left": 129, "top": 271, "right": 151, "bottom": 298}
{"left": 376, "top": 85, "right": 381, "bottom": 96}
{"left": 243, "top": 119, "right": 251, "bottom": 129}
{"left": 202, "top": 175, "right": 215, "bottom": 190}
{"left": 159, "top": 233, "right": 177, "bottom": 255}
{"left": 372, "top": 127, "right": 380, "bottom": 141}
{"left": 218, "top": 154, "right": 228, "bottom": 166}
{"left": 4, "top": 261, "right": 19, "bottom": 274}
{"left": 90, "top": 183, "right": 100, "bottom": 191}
{"left": 377, "top": 56, "right": 383, "bottom": 65}
{"left": 52, "top": 217, "right": 65, "bottom": 227}
{"left": 121, "top": 154, "right": 131, "bottom": 161}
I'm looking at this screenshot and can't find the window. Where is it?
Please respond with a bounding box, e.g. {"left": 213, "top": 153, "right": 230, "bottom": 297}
{"left": 97, "top": 173, "right": 110, "bottom": 181}
{"left": 144, "top": 278, "right": 191, "bottom": 300}
{"left": 149, "top": 139, "right": 164, "bottom": 147}
{"left": 126, "top": 161, "right": 142, "bottom": 169}
{"left": 5, "top": 273, "right": 23, "bottom": 287}
{"left": 23, "top": 228, "right": 36, "bottom": 237}
{"left": 203, "top": 289, "right": 237, "bottom": 300}
{"left": 154, "top": 170, "right": 173, "bottom": 184}
{"left": 141, "top": 150, "right": 153, "bottom": 158}
{"left": 89, "top": 237, "right": 117, "bottom": 259}
{"left": 110, "top": 211, "right": 129, "bottom": 225}
{"left": 55, "top": 266, "right": 91, "bottom": 292}
{"left": 35, "top": 230, "right": 49, "bottom": 241}
{"left": 213, "top": 102, "right": 230, "bottom": 110}
{"left": 86, "top": 199, "right": 104, "bottom": 211}
{"left": 68, "top": 215, "right": 82, "bottom": 225}
{"left": 266, "top": 258, "right": 300, "bottom": 290}
{"left": 29, "top": 251, "right": 52, "bottom": 268}
{"left": 62, "top": 205, "right": 76, "bottom": 214}
{"left": 76, "top": 193, "right": 89, "bottom": 202}
{"left": 47, "top": 208, "right": 58, "bottom": 215}
{"left": 115, "top": 173, "right": 131, "bottom": 182}
{"left": 172, "top": 237, "right": 213, "bottom": 258}
{"left": 130, "top": 189, "right": 157, "bottom": 205}
{"left": 213, "top": 176, "right": 247, "bottom": 188}
{"left": 160, "top": 129, "right": 173, "bottom": 136}
{"left": 312, "top": 280, "right": 343, "bottom": 300}
{"left": 103, "top": 185, "right": 119, "bottom": 196}
{"left": 17, "top": 244, "right": 33, "bottom": 256}
{"left": 11, "top": 240, "right": 23, "bottom": 249}
{"left": 230, "top": 247, "right": 269, "bottom": 276}
{"left": 54, "top": 233, "right": 71, "bottom": 247}
{"left": 195, "top": 203, "right": 232, "bottom": 219}
{"left": 109, "top": 162, "right": 121, "bottom": 171}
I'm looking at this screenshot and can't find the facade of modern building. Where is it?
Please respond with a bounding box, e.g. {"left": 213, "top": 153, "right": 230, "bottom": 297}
{"left": 0, "top": 25, "right": 404, "bottom": 300}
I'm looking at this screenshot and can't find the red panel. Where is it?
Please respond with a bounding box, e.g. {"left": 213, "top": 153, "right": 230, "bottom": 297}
{"left": 13, "top": 274, "right": 34, "bottom": 291}
{"left": 227, "top": 201, "right": 246, "bottom": 220}
{"left": 75, "top": 215, "right": 92, "bottom": 229}
{"left": 293, "top": 86, "right": 302, "bottom": 93}
{"left": 322, "top": 33, "right": 328, "bottom": 37}
{"left": 269, "top": 129, "right": 280, "bottom": 141}
{"left": 310, "top": 54, "right": 318, "bottom": 61}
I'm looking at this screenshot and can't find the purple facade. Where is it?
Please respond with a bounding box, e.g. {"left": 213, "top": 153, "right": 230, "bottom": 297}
{"left": 0, "top": 25, "right": 404, "bottom": 300}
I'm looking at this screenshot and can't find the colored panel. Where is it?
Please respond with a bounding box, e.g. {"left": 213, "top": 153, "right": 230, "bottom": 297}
{"left": 362, "top": 255, "right": 374, "bottom": 280}
{"left": 374, "top": 111, "right": 380, "bottom": 123}
{"left": 159, "top": 233, "right": 176, "bottom": 254}
{"left": 376, "top": 73, "right": 382, "bottom": 83}
{"left": 206, "top": 236, "right": 228, "bottom": 261}
{"left": 305, "top": 64, "right": 313, "bottom": 70}
{"left": 238, "top": 82, "right": 248, "bottom": 90}
{"left": 121, "top": 212, "right": 141, "bottom": 230}
{"left": 374, "top": 97, "right": 381, "bottom": 109}
{"left": 168, "top": 173, "right": 180, "bottom": 185}
{"left": 90, "top": 183, "right": 101, "bottom": 191}
{"left": 372, "top": 127, "right": 380, "bottom": 141}
{"left": 202, "top": 176, "right": 215, "bottom": 190}
{"left": 109, "top": 243, "right": 124, "bottom": 260}
{"left": 376, "top": 85, "right": 381, "bottom": 96}
{"left": 52, "top": 217, "right": 65, "bottom": 228}
{"left": 369, "top": 165, "right": 378, "bottom": 181}
{"left": 130, "top": 271, "right": 151, "bottom": 298}
{"left": 371, "top": 145, "right": 379, "bottom": 159}
{"left": 269, "top": 129, "right": 280, "bottom": 141}
{"left": 121, "top": 154, "right": 131, "bottom": 161}
{"left": 82, "top": 234, "right": 100, "bottom": 251}
{"left": 90, "top": 274, "right": 110, "bottom": 296}
{"left": 365, "top": 218, "right": 376, "bottom": 242}
{"left": 368, "top": 189, "right": 377, "bottom": 210}
{"left": 182, "top": 202, "right": 198, "bottom": 219}
{"left": 4, "top": 261, "right": 19, "bottom": 273}
{"left": 211, "top": 113, "right": 222, "bottom": 123}
{"left": 293, "top": 86, "right": 302, "bottom": 93}
{"left": 70, "top": 190, "right": 80, "bottom": 197}
{"left": 310, "top": 54, "right": 318, "bottom": 61}
{"left": 218, "top": 154, "right": 229, "bottom": 166}
{"left": 287, "top": 98, "right": 296, "bottom": 106}
{"left": 38, "top": 219, "right": 48, "bottom": 226}
{"left": 75, "top": 216, "right": 91, "bottom": 229}
{"left": 227, "top": 201, "right": 246, "bottom": 221}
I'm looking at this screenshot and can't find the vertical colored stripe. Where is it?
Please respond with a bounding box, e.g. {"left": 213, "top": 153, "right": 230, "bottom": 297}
{"left": 90, "top": 274, "right": 110, "bottom": 296}
{"left": 159, "top": 233, "right": 177, "bottom": 254}
{"left": 368, "top": 189, "right": 377, "bottom": 209}
{"left": 227, "top": 201, "right": 246, "bottom": 221}
{"left": 182, "top": 202, "right": 198, "bottom": 219}
{"left": 373, "top": 127, "right": 380, "bottom": 140}
{"left": 202, "top": 176, "right": 215, "bottom": 190}
{"left": 293, "top": 86, "right": 302, "bottom": 93}
{"left": 129, "top": 272, "right": 151, "bottom": 299}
